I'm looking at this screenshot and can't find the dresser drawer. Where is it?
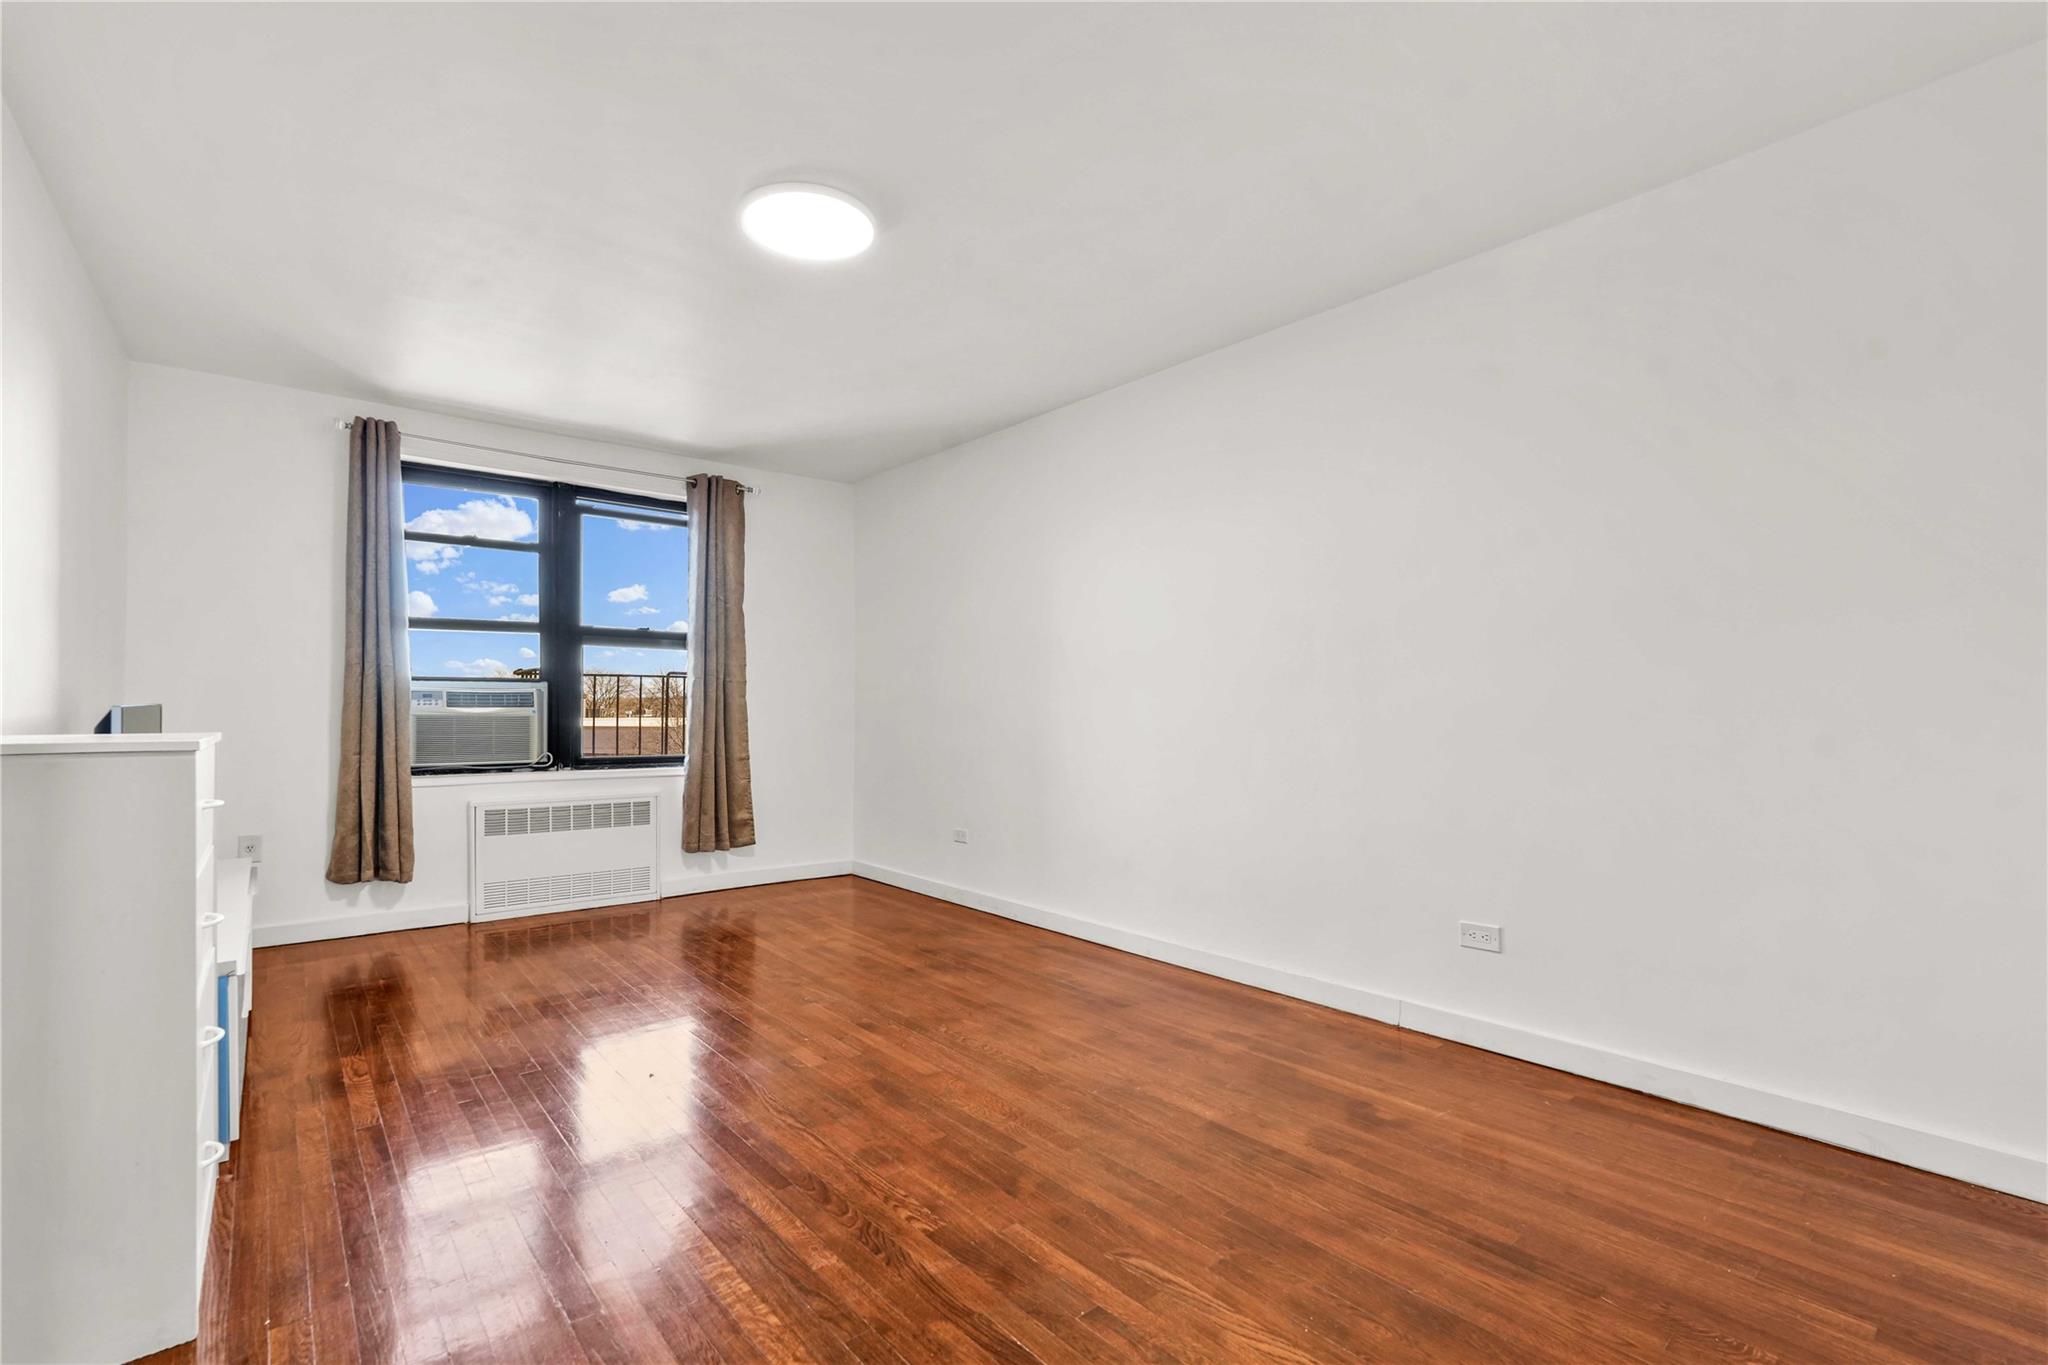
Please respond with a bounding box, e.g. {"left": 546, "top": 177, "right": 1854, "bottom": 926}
{"left": 193, "top": 743, "right": 217, "bottom": 865}
{"left": 195, "top": 852, "right": 219, "bottom": 995}
{"left": 196, "top": 797, "right": 225, "bottom": 867}
{"left": 197, "top": 1005, "right": 226, "bottom": 1131}
{"left": 197, "top": 1029, "right": 224, "bottom": 1287}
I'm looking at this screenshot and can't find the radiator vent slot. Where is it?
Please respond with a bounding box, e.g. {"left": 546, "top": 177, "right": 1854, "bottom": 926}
{"left": 481, "top": 800, "right": 652, "bottom": 837}
{"left": 471, "top": 795, "right": 660, "bottom": 924}
{"left": 480, "top": 866, "right": 653, "bottom": 912}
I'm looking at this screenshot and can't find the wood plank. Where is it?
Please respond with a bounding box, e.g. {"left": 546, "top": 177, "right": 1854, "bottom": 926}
{"left": 162, "top": 876, "right": 2045, "bottom": 1364}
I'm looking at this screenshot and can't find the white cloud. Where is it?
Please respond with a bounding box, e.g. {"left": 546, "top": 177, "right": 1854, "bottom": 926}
{"left": 628, "top": 606, "right": 659, "bottom": 616}
{"left": 459, "top": 574, "right": 522, "bottom": 605}
{"left": 407, "top": 590, "right": 437, "bottom": 617}
{"left": 405, "top": 496, "right": 534, "bottom": 542}
{"left": 613, "top": 519, "right": 674, "bottom": 533}
{"left": 607, "top": 583, "right": 649, "bottom": 603}
{"left": 405, "top": 543, "right": 461, "bottom": 575}
{"left": 517, "top": 647, "right": 537, "bottom": 659}
{"left": 454, "top": 577, "right": 536, "bottom": 611}
{"left": 441, "top": 657, "right": 512, "bottom": 678}
{"left": 497, "top": 613, "right": 538, "bottom": 623}
{"left": 669, "top": 620, "right": 688, "bottom": 632}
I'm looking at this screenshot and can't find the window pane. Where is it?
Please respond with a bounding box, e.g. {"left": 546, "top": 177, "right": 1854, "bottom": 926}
{"left": 403, "top": 543, "right": 540, "bottom": 622}
{"left": 402, "top": 481, "right": 540, "bottom": 543}
{"left": 581, "top": 644, "right": 687, "bottom": 758}
{"left": 408, "top": 629, "right": 541, "bottom": 680}
{"left": 580, "top": 512, "right": 689, "bottom": 630}
{"left": 577, "top": 495, "right": 684, "bottom": 526}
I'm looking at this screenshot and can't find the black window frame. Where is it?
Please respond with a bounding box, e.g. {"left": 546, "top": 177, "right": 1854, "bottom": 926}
{"left": 402, "top": 460, "right": 690, "bottom": 772}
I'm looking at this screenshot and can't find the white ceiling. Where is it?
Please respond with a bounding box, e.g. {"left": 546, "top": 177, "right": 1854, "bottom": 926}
{"left": 5, "top": 4, "right": 2042, "bottom": 481}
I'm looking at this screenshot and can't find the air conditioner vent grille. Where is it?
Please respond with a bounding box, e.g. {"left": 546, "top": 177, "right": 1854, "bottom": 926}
{"left": 447, "top": 690, "right": 536, "bottom": 710}
{"left": 411, "top": 682, "right": 545, "bottom": 767}
{"left": 416, "top": 714, "right": 536, "bottom": 766}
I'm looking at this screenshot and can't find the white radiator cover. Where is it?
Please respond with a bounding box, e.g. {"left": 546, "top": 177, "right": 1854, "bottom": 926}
{"left": 468, "top": 794, "right": 661, "bottom": 922}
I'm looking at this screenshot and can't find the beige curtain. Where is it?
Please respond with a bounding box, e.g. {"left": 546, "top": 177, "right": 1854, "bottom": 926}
{"left": 682, "top": 475, "right": 756, "bottom": 851}
{"left": 325, "top": 417, "right": 415, "bottom": 883}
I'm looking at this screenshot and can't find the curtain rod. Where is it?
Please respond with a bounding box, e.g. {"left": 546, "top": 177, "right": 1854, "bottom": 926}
{"left": 334, "top": 419, "right": 758, "bottom": 494}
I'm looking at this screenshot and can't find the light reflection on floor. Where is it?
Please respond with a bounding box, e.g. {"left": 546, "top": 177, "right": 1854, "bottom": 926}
{"left": 370, "top": 910, "right": 720, "bottom": 1360}
{"left": 574, "top": 1019, "right": 703, "bottom": 1163}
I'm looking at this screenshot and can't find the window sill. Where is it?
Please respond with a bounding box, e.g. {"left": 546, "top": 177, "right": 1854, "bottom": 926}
{"left": 412, "top": 765, "right": 686, "bottom": 788}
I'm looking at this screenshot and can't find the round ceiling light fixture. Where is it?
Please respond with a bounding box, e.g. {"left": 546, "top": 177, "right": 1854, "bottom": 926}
{"left": 739, "top": 183, "right": 876, "bottom": 262}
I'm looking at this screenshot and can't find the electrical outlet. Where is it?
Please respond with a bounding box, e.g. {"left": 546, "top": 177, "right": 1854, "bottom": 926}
{"left": 952, "top": 828, "right": 969, "bottom": 845}
{"left": 236, "top": 834, "right": 263, "bottom": 862}
{"left": 1459, "top": 921, "right": 1502, "bottom": 953}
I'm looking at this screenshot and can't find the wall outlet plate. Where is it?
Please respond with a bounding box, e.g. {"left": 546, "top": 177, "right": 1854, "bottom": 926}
{"left": 1460, "top": 921, "right": 1502, "bottom": 952}
{"left": 951, "top": 828, "right": 969, "bottom": 845}
{"left": 236, "top": 834, "right": 263, "bottom": 862}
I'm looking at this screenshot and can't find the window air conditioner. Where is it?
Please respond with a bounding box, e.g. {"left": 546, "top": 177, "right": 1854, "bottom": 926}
{"left": 409, "top": 682, "right": 547, "bottom": 768}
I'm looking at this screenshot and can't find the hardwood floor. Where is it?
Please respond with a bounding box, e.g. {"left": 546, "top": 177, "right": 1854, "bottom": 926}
{"left": 161, "top": 875, "right": 2043, "bottom": 1363}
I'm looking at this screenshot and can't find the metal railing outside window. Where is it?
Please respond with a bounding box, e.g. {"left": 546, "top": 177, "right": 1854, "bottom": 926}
{"left": 580, "top": 672, "right": 688, "bottom": 758}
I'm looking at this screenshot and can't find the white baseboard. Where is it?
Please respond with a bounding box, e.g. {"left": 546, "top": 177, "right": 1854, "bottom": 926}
{"left": 851, "top": 861, "right": 2046, "bottom": 1204}
{"left": 662, "top": 859, "right": 853, "bottom": 898}
{"left": 253, "top": 901, "right": 468, "bottom": 947}
{"left": 857, "top": 862, "right": 1403, "bottom": 1025}
{"left": 252, "top": 860, "right": 855, "bottom": 948}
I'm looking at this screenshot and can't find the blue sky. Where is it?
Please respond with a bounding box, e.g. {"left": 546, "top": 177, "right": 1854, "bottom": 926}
{"left": 401, "top": 483, "right": 690, "bottom": 679}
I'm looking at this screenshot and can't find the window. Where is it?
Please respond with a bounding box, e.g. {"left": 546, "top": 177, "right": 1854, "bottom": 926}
{"left": 401, "top": 463, "right": 690, "bottom": 770}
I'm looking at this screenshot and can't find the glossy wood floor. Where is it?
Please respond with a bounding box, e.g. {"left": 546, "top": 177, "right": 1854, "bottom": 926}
{"left": 162, "top": 876, "right": 2044, "bottom": 1364}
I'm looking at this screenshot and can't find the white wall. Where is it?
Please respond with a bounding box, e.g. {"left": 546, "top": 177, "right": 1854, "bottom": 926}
{"left": 1, "top": 105, "right": 129, "bottom": 732}
{"left": 855, "top": 48, "right": 2047, "bottom": 1195}
{"left": 124, "top": 364, "right": 856, "bottom": 940}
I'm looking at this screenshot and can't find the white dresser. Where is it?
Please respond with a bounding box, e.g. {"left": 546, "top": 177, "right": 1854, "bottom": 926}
{"left": 2, "top": 733, "right": 233, "bottom": 1363}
